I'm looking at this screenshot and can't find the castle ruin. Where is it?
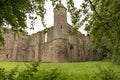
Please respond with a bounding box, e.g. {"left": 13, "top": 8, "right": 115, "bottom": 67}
{"left": 0, "top": 4, "right": 101, "bottom": 62}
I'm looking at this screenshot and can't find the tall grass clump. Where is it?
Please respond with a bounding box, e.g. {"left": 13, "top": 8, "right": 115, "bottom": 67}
{"left": 0, "top": 62, "right": 71, "bottom": 80}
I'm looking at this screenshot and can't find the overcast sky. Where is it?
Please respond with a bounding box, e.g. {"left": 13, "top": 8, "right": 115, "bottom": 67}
{"left": 26, "top": 0, "right": 87, "bottom": 35}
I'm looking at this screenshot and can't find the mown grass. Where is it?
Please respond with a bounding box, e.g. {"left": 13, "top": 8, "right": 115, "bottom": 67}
{"left": 0, "top": 61, "right": 120, "bottom": 79}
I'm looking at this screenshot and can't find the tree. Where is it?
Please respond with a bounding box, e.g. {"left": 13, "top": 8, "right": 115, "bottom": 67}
{"left": 67, "top": 0, "right": 120, "bottom": 64}
{"left": 0, "top": 0, "right": 66, "bottom": 45}
{"left": 0, "top": 0, "right": 46, "bottom": 45}
{"left": 84, "top": 0, "right": 120, "bottom": 64}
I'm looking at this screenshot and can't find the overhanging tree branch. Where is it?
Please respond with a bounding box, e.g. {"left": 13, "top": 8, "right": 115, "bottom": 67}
{"left": 88, "top": 0, "right": 102, "bottom": 20}
{"left": 88, "top": 0, "right": 112, "bottom": 28}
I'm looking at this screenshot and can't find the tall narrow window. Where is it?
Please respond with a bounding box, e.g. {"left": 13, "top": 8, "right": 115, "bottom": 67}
{"left": 70, "top": 45, "right": 74, "bottom": 50}
{"left": 60, "top": 25, "right": 62, "bottom": 29}
{"left": 6, "top": 54, "right": 8, "bottom": 58}
{"left": 45, "top": 32, "right": 47, "bottom": 42}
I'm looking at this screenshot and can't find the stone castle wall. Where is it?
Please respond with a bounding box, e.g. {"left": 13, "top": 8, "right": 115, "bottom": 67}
{"left": 0, "top": 4, "right": 101, "bottom": 62}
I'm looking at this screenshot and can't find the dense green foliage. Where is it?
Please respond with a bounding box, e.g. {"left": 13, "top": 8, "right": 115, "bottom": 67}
{"left": 82, "top": 0, "right": 120, "bottom": 64}
{"left": 0, "top": 0, "right": 47, "bottom": 45}
{"left": 0, "top": 61, "right": 120, "bottom": 80}
{"left": 0, "top": 62, "right": 71, "bottom": 80}
{"left": 63, "top": 0, "right": 120, "bottom": 64}
{"left": 67, "top": 0, "right": 120, "bottom": 64}
{"left": 0, "top": 0, "right": 47, "bottom": 27}
{"left": 90, "top": 67, "right": 120, "bottom": 80}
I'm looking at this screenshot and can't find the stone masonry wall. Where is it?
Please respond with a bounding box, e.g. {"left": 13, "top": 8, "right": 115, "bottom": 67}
{"left": 0, "top": 3, "right": 102, "bottom": 62}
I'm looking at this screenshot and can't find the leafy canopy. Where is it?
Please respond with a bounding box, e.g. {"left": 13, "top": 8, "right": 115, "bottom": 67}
{"left": 0, "top": 0, "right": 46, "bottom": 45}
{"left": 84, "top": 0, "right": 120, "bottom": 64}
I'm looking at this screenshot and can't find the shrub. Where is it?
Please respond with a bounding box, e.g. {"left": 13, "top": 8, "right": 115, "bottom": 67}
{"left": 0, "top": 62, "right": 71, "bottom": 80}
{"left": 90, "top": 66, "right": 120, "bottom": 80}
{"left": 112, "top": 53, "right": 120, "bottom": 65}
{"left": 0, "top": 68, "right": 6, "bottom": 80}
{"left": 35, "top": 68, "right": 70, "bottom": 80}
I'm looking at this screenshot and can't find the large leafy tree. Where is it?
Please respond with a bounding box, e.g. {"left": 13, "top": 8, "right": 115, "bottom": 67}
{"left": 0, "top": 0, "right": 46, "bottom": 45}
{"left": 84, "top": 0, "right": 120, "bottom": 64}
{"left": 67, "top": 0, "right": 120, "bottom": 64}
{"left": 0, "top": 0, "right": 64, "bottom": 45}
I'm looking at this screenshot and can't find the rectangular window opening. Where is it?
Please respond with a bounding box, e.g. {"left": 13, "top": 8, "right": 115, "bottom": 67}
{"left": 45, "top": 32, "right": 48, "bottom": 42}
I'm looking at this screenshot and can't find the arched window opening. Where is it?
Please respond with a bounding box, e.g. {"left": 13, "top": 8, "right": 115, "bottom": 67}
{"left": 70, "top": 45, "right": 74, "bottom": 50}
{"left": 45, "top": 32, "right": 48, "bottom": 42}
{"left": 60, "top": 25, "right": 62, "bottom": 29}
{"left": 6, "top": 54, "right": 8, "bottom": 58}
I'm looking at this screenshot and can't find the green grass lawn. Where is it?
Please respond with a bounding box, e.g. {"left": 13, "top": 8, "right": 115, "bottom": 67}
{"left": 0, "top": 61, "right": 120, "bottom": 79}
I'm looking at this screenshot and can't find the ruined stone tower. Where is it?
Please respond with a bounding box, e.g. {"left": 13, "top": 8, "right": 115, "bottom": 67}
{"left": 52, "top": 4, "right": 69, "bottom": 62}
{"left": 0, "top": 3, "right": 101, "bottom": 62}
{"left": 40, "top": 4, "right": 69, "bottom": 62}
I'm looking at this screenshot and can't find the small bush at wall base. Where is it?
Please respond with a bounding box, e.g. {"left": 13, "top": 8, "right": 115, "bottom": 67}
{"left": 90, "top": 66, "right": 120, "bottom": 80}
{"left": 112, "top": 54, "right": 120, "bottom": 65}
{"left": 0, "top": 68, "right": 6, "bottom": 80}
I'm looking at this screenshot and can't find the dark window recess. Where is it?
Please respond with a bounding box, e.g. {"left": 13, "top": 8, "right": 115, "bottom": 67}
{"left": 6, "top": 54, "right": 8, "bottom": 58}
{"left": 23, "top": 55, "right": 24, "bottom": 59}
{"left": 69, "top": 31, "right": 72, "bottom": 35}
{"left": 60, "top": 25, "right": 62, "bottom": 29}
{"left": 70, "top": 45, "right": 74, "bottom": 50}
{"left": 78, "top": 54, "right": 80, "bottom": 57}
{"left": 22, "top": 38, "right": 24, "bottom": 41}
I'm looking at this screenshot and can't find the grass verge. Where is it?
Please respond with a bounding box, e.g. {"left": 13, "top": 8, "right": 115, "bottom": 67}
{"left": 0, "top": 61, "right": 120, "bottom": 80}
